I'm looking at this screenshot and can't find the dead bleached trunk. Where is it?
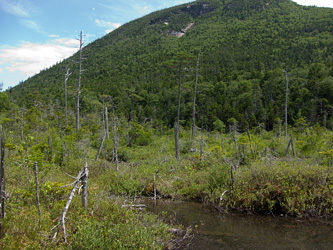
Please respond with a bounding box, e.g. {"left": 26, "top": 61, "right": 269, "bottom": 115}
{"left": 20, "top": 110, "right": 24, "bottom": 142}
{"left": 76, "top": 31, "right": 84, "bottom": 133}
{"left": 175, "top": 64, "right": 182, "bottom": 161}
{"left": 105, "top": 107, "right": 109, "bottom": 139}
{"left": 112, "top": 109, "right": 118, "bottom": 171}
{"left": 95, "top": 134, "right": 105, "bottom": 161}
{"left": 192, "top": 50, "right": 201, "bottom": 146}
{"left": 0, "top": 135, "right": 5, "bottom": 219}
{"left": 64, "top": 67, "right": 71, "bottom": 128}
{"left": 34, "top": 161, "right": 41, "bottom": 217}
{"left": 52, "top": 166, "right": 87, "bottom": 243}
{"left": 284, "top": 67, "right": 289, "bottom": 137}
{"left": 81, "top": 162, "right": 88, "bottom": 210}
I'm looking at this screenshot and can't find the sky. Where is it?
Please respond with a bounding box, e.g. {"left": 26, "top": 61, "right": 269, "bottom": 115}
{"left": 0, "top": 0, "right": 332, "bottom": 90}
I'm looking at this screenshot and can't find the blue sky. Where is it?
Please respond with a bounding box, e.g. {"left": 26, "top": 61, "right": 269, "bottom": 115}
{"left": 0, "top": 0, "right": 332, "bottom": 90}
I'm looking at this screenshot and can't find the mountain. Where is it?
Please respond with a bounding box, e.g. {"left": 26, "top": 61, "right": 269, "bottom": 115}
{"left": 7, "top": 0, "right": 333, "bottom": 131}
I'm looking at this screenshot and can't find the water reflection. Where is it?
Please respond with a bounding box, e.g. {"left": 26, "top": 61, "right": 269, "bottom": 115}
{"left": 147, "top": 200, "right": 333, "bottom": 250}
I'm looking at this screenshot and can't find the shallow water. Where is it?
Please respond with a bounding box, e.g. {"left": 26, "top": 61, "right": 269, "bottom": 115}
{"left": 146, "top": 200, "right": 333, "bottom": 250}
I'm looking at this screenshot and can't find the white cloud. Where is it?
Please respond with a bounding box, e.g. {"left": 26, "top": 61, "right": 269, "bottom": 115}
{"left": 49, "top": 34, "right": 59, "bottom": 38}
{"left": 293, "top": 0, "right": 333, "bottom": 8}
{"left": 0, "top": 38, "right": 78, "bottom": 78}
{"left": 0, "top": 0, "right": 31, "bottom": 17}
{"left": 95, "top": 19, "right": 121, "bottom": 28}
{"left": 95, "top": 19, "right": 121, "bottom": 33}
{"left": 19, "top": 19, "right": 46, "bottom": 34}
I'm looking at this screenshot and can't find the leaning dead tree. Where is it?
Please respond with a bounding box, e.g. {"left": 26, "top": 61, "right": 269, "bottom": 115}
{"left": 64, "top": 67, "right": 72, "bottom": 128}
{"left": 95, "top": 133, "right": 105, "bottom": 161}
{"left": 76, "top": 31, "right": 84, "bottom": 133}
{"left": 51, "top": 164, "right": 88, "bottom": 243}
{"left": 0, "top": 135, "right": 5, "bottom": 219}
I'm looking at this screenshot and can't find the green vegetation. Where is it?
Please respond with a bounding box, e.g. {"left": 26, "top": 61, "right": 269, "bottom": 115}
{"left": 1, "top": 0, "right": 332, "bottom": 248}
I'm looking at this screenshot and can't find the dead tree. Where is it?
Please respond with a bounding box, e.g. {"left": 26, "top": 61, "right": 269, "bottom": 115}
{"left": 20, "top": 110, "right": 24, "bottom": 142}
{"left": 0, "top": 135, "right": 5, "bottom": 219}
{"left": 171, "top": 52, "right": 194, "bottom": 160}
{"left": 284, "top": 67, "right": 289, "bottom": 137}
{"left": 112, "top": 109, "right": 118, "bottom": 171}
{"left": 81, "top": 163, "right": 88, "bottom": 210}
{"left": 285, "top": 134, "right": 296, "bottom": 157}
{"left": 76, "top": 31, "right": 84, "bottom": 133}
{"left": 52, "top": 166, "right": 88, "bottom": 243}
{"left": 64, "top": 67, "right": 72, "bottom": 128}
{"left": 34, "top": 161, "right": 41, "bottom": 217}
{"left": 105, "top": 107, "right": 109, "bottom": 139}
{"left": 175, "top": 62, "right": 182, "bottom": 161}
{"left": 192, "top": 50, "right": 201, "bottom": 147}
{"left": 95, "top": 134, "right": 105, "bottom": 161}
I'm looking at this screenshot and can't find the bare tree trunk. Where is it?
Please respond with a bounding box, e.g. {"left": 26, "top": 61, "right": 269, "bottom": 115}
{"left": 0, "top": 135, "right": 5, "bottom": 219}
{"left": 112, "top": 109, "right": 118, "bottom": 171}
{"left": 95, "top": 134, "right": 105, "bottom": 161}
{"left": 33, "top": 161, "right": 41, "bottom": 217}
{"left": 20, "top": 110, "right": 24, "bottom": 143}
{"left": 192, "top": 50, "right": 201, "bottom": 142}
{"left": 284, "top": 67, "right": 289, "bottom": 137}
{"left": 175, "top": 65, "right": 182, "bottom": 161}
{"left": 81, "top": 162, "right": 88, "bottom": 210}
{"left": 62, "top": 141, "right": 66, "bottom": 164}
{"left": 76, "top": 31, "right": 84, "bottom": 133}
{"left": 285, "top": 134, "right": 296, "bottom": 157}
{"left": 105, "top": 107, "right": 109, "bottom": 139}
{"left": 52, "top": 168, "right": 85, "bottom": 243}
{"left": 64, "top": 67, "right": 71, "bottom": 128}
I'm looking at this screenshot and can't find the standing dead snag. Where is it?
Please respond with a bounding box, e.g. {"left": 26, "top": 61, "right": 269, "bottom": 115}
{"left": 81, "top": 163, "right": 88, "bottom": 211}
{"left": 105, "top": 107, "right": 109, "bottom": 139}
{"left": 192, "top": 50, "right": 201, "bottom": 149}
{"left": 112, "top": 108, "right": 118, "bottom": 171}
{"left": 166, "top": 52, "right": 195, "bottom": 160}
{"left": 0, "top": 135, "right": 5, "bottom": 219}
{"left": 64, "top": 67, "right": 71, "bottom": 128}
{"left": 76, "top": 31, "right": 84, "bottom": 133}
{"left": 284, "top": 67, "right": 289, "bottom": 137}
{"left": 34, "top": 161, "right": 41, "bottom": 217}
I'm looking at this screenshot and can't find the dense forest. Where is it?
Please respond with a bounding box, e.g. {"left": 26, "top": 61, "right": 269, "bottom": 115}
{"left": 0, "top": 0, "right": 332, "bottom": 249}
{"left": 6, "top": 0, "right": 333, "bottom": 132}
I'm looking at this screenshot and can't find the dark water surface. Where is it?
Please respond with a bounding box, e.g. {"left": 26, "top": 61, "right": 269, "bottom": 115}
{"left": 146, "top": 200, "right": 333, "bottom": 250}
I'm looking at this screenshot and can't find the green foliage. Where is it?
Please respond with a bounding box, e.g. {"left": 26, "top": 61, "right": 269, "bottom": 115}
{"left": 228, "top": 160, "right": 332, "bottom": 216}
{"left": 72, "top": 199, "right": 171, "bottom": 250}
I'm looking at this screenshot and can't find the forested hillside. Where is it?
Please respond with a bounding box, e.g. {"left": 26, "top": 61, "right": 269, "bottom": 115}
{"left": 0, "top": 0, "right": 333, "bottom": 248}
{"left": 6, "top": 0, "right": 333, "bottom": 131}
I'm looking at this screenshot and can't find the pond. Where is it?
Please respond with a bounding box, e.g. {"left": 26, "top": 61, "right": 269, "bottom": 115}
{"left": 145, "top": 200, "right": 333, "bottom": 250}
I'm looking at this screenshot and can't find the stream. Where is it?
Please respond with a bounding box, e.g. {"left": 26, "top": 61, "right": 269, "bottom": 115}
{"left": 145, "top": 200, "right": 333, "bottom": 250}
